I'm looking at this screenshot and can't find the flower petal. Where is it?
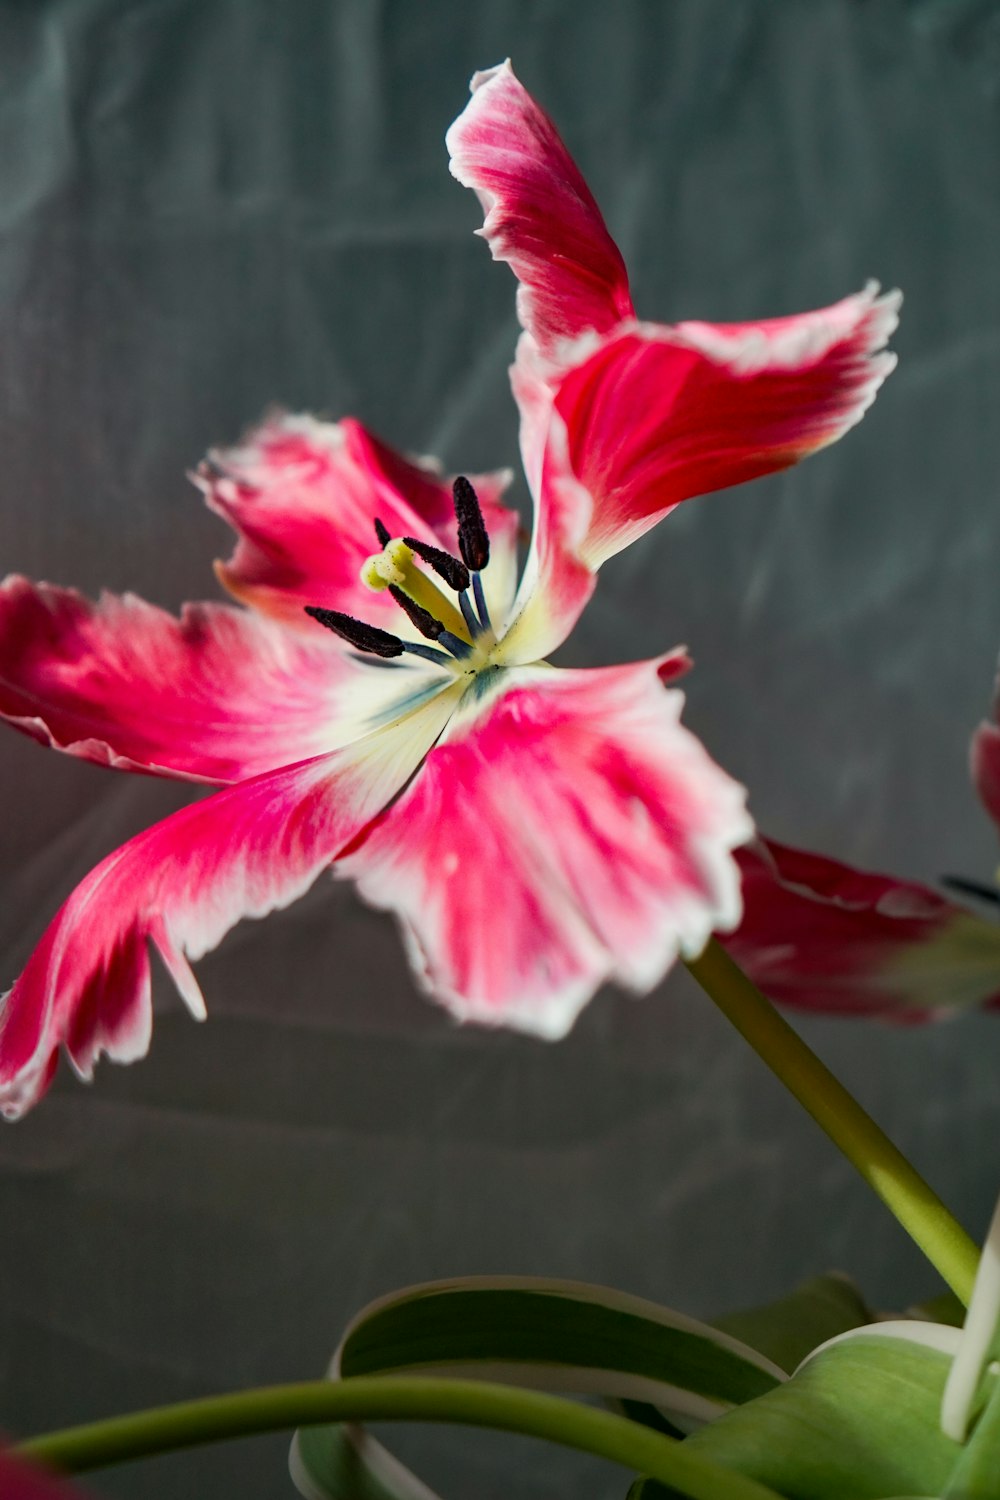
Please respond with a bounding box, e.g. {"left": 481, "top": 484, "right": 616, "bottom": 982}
{"left": 972, "top": 719, "right": 1000, "bottom": 837}
{"left": 0, "top": 576, "right": 451, "bottom": 784}
{"left": 0, "top": 682, "right": 462, "bottom": 1118}
{"left": 0, "top": 1449, "right": 94, "bottom": 1498}
{"left": 558, "top": 287, "right": 900, "bottom": 569}
{"left": 446, "top": 60, "right": 634, "bottom": 367}
{"left": 199, "top": 413, "right": 519, "bottom": 630}
{"left": 501, "top": 286, "right": 899, "bottom": 660}
{"left": 722, "top": 838, "right": 1000, "bottom": 1018}
{"left": 340, "top": 658, "right": 751, "bottom": 1037}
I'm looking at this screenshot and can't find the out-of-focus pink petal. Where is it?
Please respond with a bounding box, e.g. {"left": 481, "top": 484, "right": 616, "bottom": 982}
{"left": 0, "top": 1449, "right": 95, "bottom": 1498}
{"left": 501, "top": 287, "right": 898, "bottom": 661}
{"left": 340, "top": 658, "right": 750, "bottom": 1037}
{"left": 0, "top": 576, "right": 448, "bottom": 784}
{"left": 723, "top": 838, "right": 1000, "bottom": 1019}
{"left": 972, "top": 720, "right": 1000, "bottom": 836}
{"left": 0, "top": 683, "right": 462, "bottom": 1118}
{"left": 199, "top": 413, "right": 519, "bottom": 630}
{"left": 446, "top": 60, "right": 634, "bottom": 367}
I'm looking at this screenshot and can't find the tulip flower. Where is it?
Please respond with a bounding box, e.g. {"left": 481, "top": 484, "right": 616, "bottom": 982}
{"left": 0, "top": 62, "right": 897, "bottom": 1117}
{"left": 723, "top": 676, "right": 1000, "bottom": 1016}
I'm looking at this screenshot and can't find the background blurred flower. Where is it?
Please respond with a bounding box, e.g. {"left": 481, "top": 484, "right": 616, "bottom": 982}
{"left": 724, "top": 662, "right": 1000, "bottom": 1017}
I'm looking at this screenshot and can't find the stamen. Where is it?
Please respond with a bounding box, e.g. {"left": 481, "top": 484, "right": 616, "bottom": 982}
{"left": 400, "top": 641, "right": 456, "bottom": 666}
{"left": 361, "top": 552, "right": 406, "bottom": 589}
{"left": 402, "top": 536, "right": 470, "bottom": 595}
{"left": 361, "top": 538, "right": 471, "bottom": 643}
{"left": 472, "top": 573, "right": 492, "bottom": 633}
{"left": 941, "top": 875, "right": 1000, "bottom": 908}
{"left": 304, "top": 606, "right": 404, "bottom": 659}
{"left": 388, "top": 585, "right": 444, "bottom": 640}
{"left": 437, "top": 630, "right": 473, "bottom": 660}
{"left": 374, "top": 517, "right": 391, "bottom": 548}
{"left": 453, "top": 476, "right": 490, "bottom": 572}
{"left": 458, "top": 590, "right": 481, "bottom": 638}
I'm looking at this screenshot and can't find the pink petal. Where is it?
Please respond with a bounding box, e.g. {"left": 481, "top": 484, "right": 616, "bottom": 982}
{"left": 972, "top": 720, "right": 1000, "bottom": 836}
{"left": 0, "top": 1449, "right": 95, "bottom": 1499}
{"left": 446, "top": 60, "right": 634, "bottom": 367}
{"left": 199, "top": 413, "right": 519, "bottom": 630}
{"left": 502, "top": 287, "right": 899, "bottom": 660}
{"left": 0, "top": 576, "right": 447, "bottom": 784}
{"left": 340, "top": 658, "right": 751, "bottom": 1036}
{"left": 498, "top": 341, "right": 597, "bottom": 658}
{"left": 0, "top": 683, "right": 461, "bottom": 1118}
{"left": 722, "top": 839, "right": 1000, "bottom": 1018}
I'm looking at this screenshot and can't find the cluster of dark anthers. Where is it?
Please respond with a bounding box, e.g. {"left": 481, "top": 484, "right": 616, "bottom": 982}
{"left": 305, "top": 476, "right": 495, "bottom": 667}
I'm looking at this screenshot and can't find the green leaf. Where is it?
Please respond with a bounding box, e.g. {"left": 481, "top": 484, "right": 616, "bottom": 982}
{"left": 671, "top": 1330, "right": 968, "bottom": 1499}
{"left": 290, "top": 1425, "right": 443, "bottom": 1500}
{"left": 910, "top": 1290, "right": 967, "bottom": 1329}
{"left": 711, "top": 1274, "right": 873, "bottom": 1374}
{"left": 943, "top": 1364, "right": 1000, "bottom": 1498}
{"left": 290, "top": 1276, "right": 784, "bottom": 1499}
{"left": 339, "top": 1278, "right": 782, "bottom": 1415}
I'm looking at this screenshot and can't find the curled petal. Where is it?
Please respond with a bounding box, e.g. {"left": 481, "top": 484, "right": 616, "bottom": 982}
{"left": 0, "top": 684, "right": 462, "bottom": 1118}
{"left": 340, "top": 658, "right": 750, "bottom": 1037}
{"left": 447, "top": 59, "right": 634, "bottom": 366}
{"left": 199, "top": 413, "right": 519, "bottom": 629}
{"left": 501, "top": 287, "right": 899, "bottom": 659}
{"left": 558, "top": 287, "right": 900, "bottom": 569}
{"left": 0, "top": 576, "right": 448, "bottom": 784}
{"left": 723, "top": 839, "right": 1000, "bottom": 1019}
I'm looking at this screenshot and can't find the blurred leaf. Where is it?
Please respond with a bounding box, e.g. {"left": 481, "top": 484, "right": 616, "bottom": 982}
{"left": 943, "top": 1366, "right": 1000, "bottom": 1498}
{"left": 711, "top": 1274, "right": 873, "bottom": 1374}
{"left": 629, "top": 1321, "right": 1000, "bottom": 1499}
{"left": 290, "top": 1275, "right": 785, "bottom": 1499}
{"left": 290, "top": 1424, "right": 443, "bottom": 1500}
{"left": 661, "top": 1331, "right": 966, "bottom": 1499}
{"left": 912, "top": 1290, "right": 968, "bottom": 1329}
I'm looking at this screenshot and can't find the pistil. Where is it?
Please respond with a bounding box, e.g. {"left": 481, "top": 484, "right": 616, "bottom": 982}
{"left": 362, "top": 539, "right": 471, "bottom": 644}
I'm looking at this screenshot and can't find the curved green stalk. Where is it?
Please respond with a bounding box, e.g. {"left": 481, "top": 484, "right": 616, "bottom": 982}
{"left": 686, "top": 938, "right": 979, "bottom": 1304}
{"left": 18, "top": 1374, "right": 781, "bottom": 1500}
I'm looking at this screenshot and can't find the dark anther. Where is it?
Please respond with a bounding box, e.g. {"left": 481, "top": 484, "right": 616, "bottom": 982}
{"left": 373, "top": 516, "right": 391, "bottom": 548}
{"left": 452, "top": 476, "right": 490, "bottom": 572}
{"left": 388, "top": 585, "right": 444, "bottom": 640}
{"left": 304, "top": 605, "right": 404, "bottom": 658}
{"left": 401, "top": 535, "right": 470, "bottom": 595}
{"left": 941, "top": 875, "right": 1000, "bottom": 908}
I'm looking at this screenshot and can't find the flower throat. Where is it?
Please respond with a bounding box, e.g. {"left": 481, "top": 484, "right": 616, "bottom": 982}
{"left": 304, "top": 476, "right": 496, "bottom": 669}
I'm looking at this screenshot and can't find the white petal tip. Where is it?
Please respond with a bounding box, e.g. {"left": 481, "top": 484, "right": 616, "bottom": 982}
{"left": 468, "top": 59, "right": 513, "bottom": 96}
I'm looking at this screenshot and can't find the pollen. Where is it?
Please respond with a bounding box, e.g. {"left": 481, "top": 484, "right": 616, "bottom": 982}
{"left": 361, "top": 536, "right": 471, "bottom": 643}
{"left": 361, "top": 548, "right": 408, "bottom": 590}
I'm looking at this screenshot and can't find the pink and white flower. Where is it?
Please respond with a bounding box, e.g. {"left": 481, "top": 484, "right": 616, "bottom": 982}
{"left": 0, "top": 63, "right": 897, "bottom": 1117}
{"left": 722, "top": 669, "right": 1000, "bottom": 1017}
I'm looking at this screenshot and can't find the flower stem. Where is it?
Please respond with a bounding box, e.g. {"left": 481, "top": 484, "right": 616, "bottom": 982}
{"left": 685, "top": 937, "right": 979, "bottom": 1305}
{"left": 18, "top": 1374, "right": 782, "bottom": 1500}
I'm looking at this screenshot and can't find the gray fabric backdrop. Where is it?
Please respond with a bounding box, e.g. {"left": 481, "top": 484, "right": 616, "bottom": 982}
{"left": 1, "top": 2, "right": 999, "bottom": 1495}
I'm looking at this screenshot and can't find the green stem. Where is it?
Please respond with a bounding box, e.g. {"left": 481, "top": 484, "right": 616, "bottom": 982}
{"left": 18, "top": 1374, "right": 781, "bottom": 1500}
{"left": 686, "top": 938, "right": 979, "bottom": 1304}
